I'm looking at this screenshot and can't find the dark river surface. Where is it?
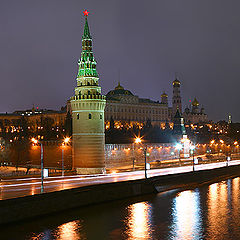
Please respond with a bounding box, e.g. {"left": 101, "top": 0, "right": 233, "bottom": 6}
{"left": 1, "top": 176, "right": 240, "bottom": 240}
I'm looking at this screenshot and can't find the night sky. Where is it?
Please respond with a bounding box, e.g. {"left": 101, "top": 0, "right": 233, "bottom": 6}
{"left": 0, "top": 1, "right": 240, "bottom": 121}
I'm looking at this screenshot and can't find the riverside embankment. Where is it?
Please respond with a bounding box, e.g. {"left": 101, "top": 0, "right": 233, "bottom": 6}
{"left": 1, "top": 164, "right": 240, "bottom": 225}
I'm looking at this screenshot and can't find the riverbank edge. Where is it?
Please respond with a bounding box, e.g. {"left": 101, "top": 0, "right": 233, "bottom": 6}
{"left": 1, "top": 164, "right": 240, "bottom": 225}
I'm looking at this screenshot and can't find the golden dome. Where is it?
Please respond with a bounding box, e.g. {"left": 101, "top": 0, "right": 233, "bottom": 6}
{"left": 192, "top": 97, "right": 199, "bottom": 107}
{"left": 114, "top": 82, "right": 124, "bottom": 90}
{"left": 173, "top": 79, "right": 181, "bottom": 86}
{"left": 161, "top": 92, "right": 168, "bottom": 97}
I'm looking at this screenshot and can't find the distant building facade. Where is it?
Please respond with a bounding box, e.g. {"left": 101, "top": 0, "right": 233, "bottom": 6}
{"left": 183, "top": 97, "right": 208, "bottom": 124}
{"left": 0, "top": 107, "right": 66, "bottom": 132}
{"left": 0, "top": 78, "right": 208, "bottom": 133}
{"left": 105, "top": 78, "right": 208, "bottom": 127}
{"left": 105, "top": 82, "right": 171, "bottom": 126}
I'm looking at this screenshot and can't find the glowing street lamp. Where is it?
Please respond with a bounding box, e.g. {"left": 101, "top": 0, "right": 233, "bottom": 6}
{"left": 31, "top": 138, "right": 44, "bottom": 193}
{"left": 135, "top": 137, "right": 147, "bottom": 179}
{"left": 175, "top": 143, "right": 183, "bottom": 164}
{"left": 64, "top": 137, "right": 70, "bottom": 144}
{"left": 175, "top": 143, "right": 183, "bottom": 151}
{"left": 31, "top": 138, "right": 38, "bottom": 144}
{"left": 233, "top": 141, "right": 239, "bottom": 154}
{"left": 135, "top": 137, "right": 142, "bottom": 144}
{"left": 61, "top": 137, "right": 70, "bottom": 177}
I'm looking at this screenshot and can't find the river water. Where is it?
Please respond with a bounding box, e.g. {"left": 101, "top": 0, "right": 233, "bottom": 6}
{"left": 1, "top": 176, "right": 240, "bottom": 240}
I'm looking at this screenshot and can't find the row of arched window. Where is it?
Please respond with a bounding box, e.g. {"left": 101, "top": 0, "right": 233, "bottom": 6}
{"left": 105, "top": 107, "right": 168, "bottom": 115}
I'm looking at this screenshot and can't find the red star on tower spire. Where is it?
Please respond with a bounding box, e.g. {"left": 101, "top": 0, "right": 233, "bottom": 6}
{"left": 83, "top": 10, "right": 89, "bottom": 16}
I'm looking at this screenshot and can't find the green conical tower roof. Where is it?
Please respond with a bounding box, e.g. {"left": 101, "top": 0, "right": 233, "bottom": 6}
{"left": 173, "top": 107, "right": 186, "bottom": 136}
{"left": 77, "top": 11, "right": 98, "bottom": 78}
{"left": 82, "top": 16, "right": 91, "bottom": 39}
{"left": 174, "top": 108, "right": 182, "bottom": 119}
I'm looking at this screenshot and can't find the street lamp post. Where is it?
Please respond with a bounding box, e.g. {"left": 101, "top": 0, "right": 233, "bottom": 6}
{"left": 32, "top": 138, "right": 44, "bottom": 193}
{"left": 192, "top": 149, "right": 195, "bottom": 171}
{"left": 234, "top": 141, "right": 238, "bottom": 156}
{"left": 179, "top": 150, "right": 181, "bottom": 164}
{"left": 144, "top": 147, "right": 147, "bottom": 179}
{"left": 175, "top": 143, "right": 182, "bottom": 166}
{"left": 132, "top": 143, "right": 135, "bottom": 171}
{"left": 32, "top": 137, "right": 70, "bottom": 193}
{"left": 40, "top": 142, "right": 44, "bottom": 193}
{"left": 190, "top": 145, "right": 196, "bottom": 172}
{"left": 61, "top": 147, "right": 64, "bottom": 177}
{"left": 62, "top": 137, "right": 70, "bottom": 177}
{"left": 135, "top": 137, "right": 148, "bottom": 179}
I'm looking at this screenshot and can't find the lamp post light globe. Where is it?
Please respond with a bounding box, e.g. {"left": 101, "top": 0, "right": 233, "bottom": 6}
{"left": 190, "top": 145, "right": 196, "bottom": 151}
{"left": 61, "top": 137, "right": 70, "bottom": 177}
{"left": 135, "top": 137, "right": 142, "bottom": 144}
{"left": 175, "top": 143, "right": 182, "bottom": 165}
{"left": 31, "top": 138, "right": 38, "bottom": 144}
{"left": 64, "top": 137, "right": 70, "bottom": 144}
{"left": 175, "top": 143, "right": 183, "bottom": 151}
{"left": 31, "top": 137, "right": 44, "bottom": 193}
{"left": 134, "top": 137, "right": 148, "bottom": 178}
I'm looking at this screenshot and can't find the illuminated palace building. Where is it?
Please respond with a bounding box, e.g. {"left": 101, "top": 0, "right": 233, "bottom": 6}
{"left": 105, "top": 79, "right": 208, "bottom": 127}
{"left": 105, "top": 82, "right": 171, "bottom": 127}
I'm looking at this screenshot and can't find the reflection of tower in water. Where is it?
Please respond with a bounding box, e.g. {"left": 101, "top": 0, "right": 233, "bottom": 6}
{"left": 70, "top": 10, "right": 106, "bottom": 174}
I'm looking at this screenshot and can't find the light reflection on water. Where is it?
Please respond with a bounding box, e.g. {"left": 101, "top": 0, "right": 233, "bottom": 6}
{"left": 124, "top": 202, "right": 153, "bottom": 239}
{"left": 54, "top": 221, "right": 82, "bottom": 240}
{"left": 207, "top": 181, "right": 229, "bottom": 239}
{"left": 169, "top": 190, "right": 202, "bottom": 240}
{"left": 206, "top": 177, "right": 240, "bottom": 239}
{"left": 29, "top": 220, "right": 84, "bottom": 240}
{"left": 2, "top": 176, "right": 240, "bottom": 240}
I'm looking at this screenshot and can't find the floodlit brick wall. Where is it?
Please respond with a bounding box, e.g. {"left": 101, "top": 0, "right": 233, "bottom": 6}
{"left": 29, "top": 143, "right": 72, "bottom": 169}
{"left": 105, "top": 143, "right": 177, "bottom": 168}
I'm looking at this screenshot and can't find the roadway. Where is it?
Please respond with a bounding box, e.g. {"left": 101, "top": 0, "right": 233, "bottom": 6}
{"left": 1, "top": 160, "right": 240, "bottom": 201}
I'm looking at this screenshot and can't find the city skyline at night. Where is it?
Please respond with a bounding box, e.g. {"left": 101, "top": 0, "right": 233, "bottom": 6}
{"left": 2, "top": 3, "right": 240, "bottom": 240}
{"left": 1, "top": 1, "right": 240, "bottom": 121}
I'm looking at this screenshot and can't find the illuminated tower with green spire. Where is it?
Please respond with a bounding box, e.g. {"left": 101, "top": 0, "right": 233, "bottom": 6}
{"left": 70, "top": 10, "right": 106, "bottom": 174}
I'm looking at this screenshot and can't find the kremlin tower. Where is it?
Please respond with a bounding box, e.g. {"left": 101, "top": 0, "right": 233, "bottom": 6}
{"left": 161, "top": 92, "right": 168, "bottom": 105}
{"left": 172, "top": 78, "right": 182, "bottom": 116}
{"left": 70, "top": 11, "right": 106, "bottom": 174}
